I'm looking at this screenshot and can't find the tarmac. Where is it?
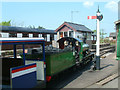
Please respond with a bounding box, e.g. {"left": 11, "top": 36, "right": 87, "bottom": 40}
{"left": 63, "top": 52, "right": 119, "bottom": 89}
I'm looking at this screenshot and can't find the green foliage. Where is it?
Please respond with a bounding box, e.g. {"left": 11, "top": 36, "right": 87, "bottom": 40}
{"left": 104, "top": 38, "right": 116, "bottom": 45}
{"left": 38, "top": 26, "right": 45, "bottom": 29}
{"left": 100, "top": 29, "right": 107, "bottom": 39}
{"left": 0, "top": 20, "right": 11, "bottom": 26}
{"left": 93, "top": 29, "right": 107, "bottom": 44}
{"left": 28, "top": 25, "right": 36, "bottom": 29}
{"left": 28, "top": 25, "right": 45, "bottom": 29}
{"left": 93, "top": 30, "right": 97, "bottom": 34}
{"left": 93, "top": 29, "right": 106, "bottom": 39}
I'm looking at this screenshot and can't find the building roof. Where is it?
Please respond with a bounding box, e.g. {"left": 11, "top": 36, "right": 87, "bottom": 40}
{"left": 66, "top": 22, "right": 93, "bottom": 32}
{"left": 109, "top": 32, "right": 116, "bottom": 37}
{"left": 0, "top": 26, "right": 56, "bottom": 34}
{"left": 55, "top": 22, "right": 93, "bottom": 33}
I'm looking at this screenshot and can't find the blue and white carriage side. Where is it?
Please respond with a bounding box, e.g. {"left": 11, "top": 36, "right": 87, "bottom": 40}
{"left": 0, "top": 38, "right": 46, "bottom": 89}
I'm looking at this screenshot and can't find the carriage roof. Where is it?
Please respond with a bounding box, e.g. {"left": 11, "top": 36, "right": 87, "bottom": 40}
{"left": 0, "top": 38, "right": 45, "bottom": 45}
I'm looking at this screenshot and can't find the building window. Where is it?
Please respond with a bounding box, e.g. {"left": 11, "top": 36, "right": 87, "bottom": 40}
{"left": 33, "top": 33, "right": 38, "bottom": 37}
{"left": 113, "top": 37, "right": 116, "bottom": 39}
{"left": 64, "top": 32, "right": 67, "bottom": 37}
{"left": 42, "top": 34, "right": 47, "bottom": 41}
{"left": 83, "top": 32, "right": 87, "bottom": 36}
{"left": 9, "top": 33, "right": 17, "bottom": 37}
{"left": 69, "top": 31, "right": 73, "bottom": 37}
{"left": 77, "top": 36, "right": 79, "bottom": 38}
{"left": 87, "top": 33, "right": 91, "bottom": 40}
{"left": 22, "top": 33, "right": 29, "bottom": 37}
{"left": 60, "top": 32, "right": 63, "bottom": 38}
{"left": 50, "top": 34, "right": 54, "bottom": 41}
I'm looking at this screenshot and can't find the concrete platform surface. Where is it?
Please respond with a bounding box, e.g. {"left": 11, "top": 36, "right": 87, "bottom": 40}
{"left": 64, "top": 52, "right": 118, "bottom": 88}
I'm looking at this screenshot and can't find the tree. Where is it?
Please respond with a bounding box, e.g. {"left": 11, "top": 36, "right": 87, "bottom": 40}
{"left": 28, "top": 25, "right": 45, "bottom": 29}
{"left": 93, "top": 29, "right": 106, "bottom": 39}
{"left": 0, "top": 20, "right": 11, "bottom": 26}
{"left": 38, "top": 26, "right": 45, "bottom": 29}
{"left": 93, "top": 30, "right": 97, "bottom": 34}
{"left": 28, "top": 25, "right": 36, "bottom": 29}
{"left": 93, "top": 29, "right": 107, "bottom": 43}
{"left": 100, "top": 29, "right": 107, "bottom": 39}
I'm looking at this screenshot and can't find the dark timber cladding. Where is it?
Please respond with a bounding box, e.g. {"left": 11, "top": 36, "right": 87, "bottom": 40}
{"left": 0, "top": 26, "right": 56, "bottom": 50}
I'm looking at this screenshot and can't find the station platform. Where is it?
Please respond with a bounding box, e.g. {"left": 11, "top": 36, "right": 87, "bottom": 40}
{"left": 64, "top": 52, "right": 119, "bottom": 88}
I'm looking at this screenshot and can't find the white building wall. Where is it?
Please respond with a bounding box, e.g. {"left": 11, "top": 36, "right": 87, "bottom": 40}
{"left": 57, "top": 32, "right": 60, "bottom": 40}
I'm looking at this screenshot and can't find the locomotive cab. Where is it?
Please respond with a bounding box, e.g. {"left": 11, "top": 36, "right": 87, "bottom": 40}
{"left": 57, "top": 37, "right": 83, "bottom": 66}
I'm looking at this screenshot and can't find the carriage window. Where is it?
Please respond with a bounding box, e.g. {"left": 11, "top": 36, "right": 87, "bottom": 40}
{"left": 23, "top": 33, "right": 29, "bottom": 37}
{"left": 33, "top": 33, "right": 38, "bottom": 37}
{"left": 25, "top": 44, "right": 43, "bottom": 60}
{"left": 9, "top": 33, "right": 17, "bottom": 37}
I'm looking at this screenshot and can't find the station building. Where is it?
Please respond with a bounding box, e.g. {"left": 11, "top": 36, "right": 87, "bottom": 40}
{"left": 55, "top": 22, "right": 95, "bottom": 48}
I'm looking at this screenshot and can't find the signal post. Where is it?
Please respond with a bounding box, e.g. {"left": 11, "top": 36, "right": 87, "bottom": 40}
{"left": 88, "top": 7, "right": 103, "bottom": 70}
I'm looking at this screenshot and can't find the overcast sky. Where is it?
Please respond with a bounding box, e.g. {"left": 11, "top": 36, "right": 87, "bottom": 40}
{"left": 1, "top": 0, "right": 119, "bottom": 37}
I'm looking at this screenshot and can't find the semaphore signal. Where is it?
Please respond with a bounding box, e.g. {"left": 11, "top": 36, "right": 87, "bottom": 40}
{"left": 87, "top": 6, "right": 103, "bottom": 70}
{"left": 87, "top": 16, "right": 97, "bottom": 19}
